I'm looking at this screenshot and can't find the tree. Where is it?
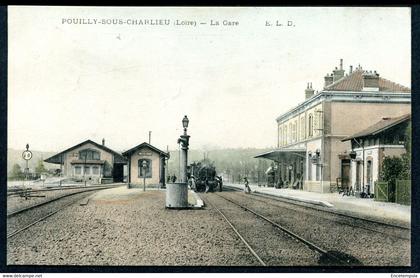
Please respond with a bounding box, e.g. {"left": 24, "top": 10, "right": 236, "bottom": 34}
{"left": 400, "top": 122, "right": 411, "bottom": 180}
{"left": 103, "top": 161, "right": 112, "bottom": 177}
{"left": 35, "top": 159, "right": 48, "bottom": 175}
{"left": 380, "top": 156, "right": 404, "bottom": 202}
{"left": 10, "top": 163, "right": 24, "bottom": 180}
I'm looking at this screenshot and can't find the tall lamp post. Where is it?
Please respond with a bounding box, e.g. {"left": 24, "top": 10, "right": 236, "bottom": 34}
{"left": 177, "top": 115, "right": 190, "bottom": 183}
{"left": 142, "top": 160, "right": 147, "bottom": 191}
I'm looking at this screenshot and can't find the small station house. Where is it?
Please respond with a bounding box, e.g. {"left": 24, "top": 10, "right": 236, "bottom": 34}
{"left": 341, "top": 113, "right": 411, "bottom": 195}
{"left": 122, "top": 142, "right": 170, "bottom": 188}
{"left": 44, "top": 139, "right": 127, "bottom": 183}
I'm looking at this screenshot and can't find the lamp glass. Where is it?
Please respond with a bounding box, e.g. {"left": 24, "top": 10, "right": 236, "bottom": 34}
{"left": 182, "top": 115, "right": 189, "bottom": 128}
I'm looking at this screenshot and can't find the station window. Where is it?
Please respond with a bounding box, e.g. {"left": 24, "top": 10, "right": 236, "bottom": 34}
{"left": 317, "top": 111, "right": 323, "bottom": 135}
{"left": 84, "top": 166, "right": 90, "bottom": 175}
{"left": 75, "top": 166, "right": 81, "bottom": 175}
{"left": 289, "top": 123, "right": 292, "bottom": 143}
{"left": 301, "top": 117, "right": 305, "bottom": 140}
{"left": 92, "top": 166, "right": 99, "bottom": 175}
{"left": 79, "top": 149, "right": 100, "bottom": 160}
{"left": 279, "top": 127, "right": 283, "bottom": 146}
{"left": 308, "top": 114, "right": 313, "bottom": 137}
{"left": 284, "top": 126, "right": 288, "bottom": 145}
{"left": 138, "top": 159, "right": 152, "bottom": 178}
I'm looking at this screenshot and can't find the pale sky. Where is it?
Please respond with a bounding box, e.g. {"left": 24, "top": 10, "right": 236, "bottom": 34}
{"left": 8, "top": 6, "right": 411, "bottom": 152}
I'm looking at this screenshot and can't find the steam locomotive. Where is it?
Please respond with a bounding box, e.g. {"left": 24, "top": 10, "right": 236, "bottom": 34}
{"left": 188, "top": 159, "right": 222, "bottom": 192}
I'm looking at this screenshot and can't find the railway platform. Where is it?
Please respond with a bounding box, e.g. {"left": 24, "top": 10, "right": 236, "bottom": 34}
{"left": 225, "top": 183, "right": 410, "bottom": 227}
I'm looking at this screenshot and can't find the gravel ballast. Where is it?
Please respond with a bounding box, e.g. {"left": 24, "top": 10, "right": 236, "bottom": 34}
{"left": 218, "top": 191, "right": 410, "bottom": 266}
{"left": 7, "top": 189, "right": 257, "bottom": 266}
{"left": 202, "top": 194, "right": 321, "bottom": 266}
{"left": 8, "top": 188, "right": 409, "bottom": 266}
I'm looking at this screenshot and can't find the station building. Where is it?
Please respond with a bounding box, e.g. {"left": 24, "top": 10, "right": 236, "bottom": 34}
{"left": 122, "top": 142, "right": 170, "bottom": 188}
{"left": 44, "top": 139, "right": 126, "bottom": 183}
{"left": 255, "top": 59, "right": 411, "bottom": 193}
{"left": 341, "top": 113, "right": 411, "bottom": 194}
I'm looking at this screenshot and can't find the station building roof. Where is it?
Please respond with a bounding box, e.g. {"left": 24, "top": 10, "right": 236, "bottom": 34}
{"left": 254, "top": 148, "right": 306, "bottom": 162}
{"left": 44, "top": 139, "right": 127, "bottom": 164}
{"left": 122, "top": 142, "right": 170, "bottom": 158}
{"left": 324, "top": 69, "right": 411, "bottom": 93}
{"left": 341, "top": 113, "right": 411, "bottom": 142}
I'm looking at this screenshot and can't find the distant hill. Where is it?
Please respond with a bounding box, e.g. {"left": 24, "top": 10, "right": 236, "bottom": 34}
{"left": 7, "top": 149, "right": 57, "bottom": 175}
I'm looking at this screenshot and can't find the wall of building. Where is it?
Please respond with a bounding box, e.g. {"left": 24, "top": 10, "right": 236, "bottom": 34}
{"left": 278, "top": 103, "right": 323, "bottom": 148}
{"left": 328, "top": 137, "right": 352, "bottom": 186}
{"left": 330, "top": 102, "right": 410, "bottom": 136}
{"left": 351, "top": 145, "right": 405, "bottom": 193}
{"left": 129, "top": 146, "right": 161, "bottom": 186}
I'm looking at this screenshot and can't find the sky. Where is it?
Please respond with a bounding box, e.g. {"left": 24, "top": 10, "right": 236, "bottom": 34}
{"left": 8, "top": 6, "right": 411, "bottom": 152}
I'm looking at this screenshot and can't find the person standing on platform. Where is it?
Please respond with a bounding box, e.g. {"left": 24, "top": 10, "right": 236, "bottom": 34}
{"left": 217, "top": 176, "right": 223, "bottom": 192}
{"left": 189, "top": 175, "right": 197, "bottom": 191}
{"left": 244, "top": 177, "right": 251, "bottom": 194}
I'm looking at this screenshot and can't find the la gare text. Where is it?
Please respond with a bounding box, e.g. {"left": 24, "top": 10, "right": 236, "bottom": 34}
{"left": 61, "top": 18, "right": 240, "bottom": 27}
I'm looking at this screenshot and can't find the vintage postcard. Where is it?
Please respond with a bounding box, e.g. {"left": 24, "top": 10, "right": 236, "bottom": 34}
{"left": 6, "top": 6, "right": 412, "bottom": 270}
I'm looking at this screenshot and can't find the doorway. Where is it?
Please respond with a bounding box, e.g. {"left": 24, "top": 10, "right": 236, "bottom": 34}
{"left": 113, "top": 163, "right": 124, "bottom": 182}
{"left": 366, "top": 160, "right": 373, "bottom": 194}
{"left": 355, "top": 161, "right": 362, "bottom": 191}
{"left": 341, "top": 159, "right": 351, "bottom": 189}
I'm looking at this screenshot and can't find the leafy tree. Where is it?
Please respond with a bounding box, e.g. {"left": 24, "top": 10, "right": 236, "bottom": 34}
{"left": 380, "top": 156, "right": 404, "bottom": 202}
{"left": 400, "top": 122, "right": 411, "bottom": 180}
{"left": 103, "top": 161, "right": 112, "bottom": 177}
{"left": 10, "top": 163, "right": 24, "bottom": 180}
{"left": 35, "top": 159, "right": 48, "bottom": 175}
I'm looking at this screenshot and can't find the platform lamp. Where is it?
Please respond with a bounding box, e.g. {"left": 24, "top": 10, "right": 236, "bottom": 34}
{"left": 178, "top": 115, "right": 190, "bottom": 183}
{"left": 142, "top": 160, "right": 147, "bottom": 191}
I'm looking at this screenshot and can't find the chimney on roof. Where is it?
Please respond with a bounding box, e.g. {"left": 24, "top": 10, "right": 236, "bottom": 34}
{"left": 349, "top": 65, "right": 353, "bottom": 74}
{"left": 305, "top": 82, "right": 315, "bottom": 99}
{"left": 332, "top": 59, "right": 345, "bottom": 82}
{"left": 362, "top": 70, "right": 380, "bottom": 91}
{"left": 102, "top": 138, "right": 105, "bottom": 146}
{"left": 324, "top": 73, "right": 333, "bottom": 88}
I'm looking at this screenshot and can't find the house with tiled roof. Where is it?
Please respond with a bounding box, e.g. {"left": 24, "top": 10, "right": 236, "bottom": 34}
{"left": 341, "top": 113, "right": 411, "bottom": 195}
{"left": 45, "top": 139, "right": 127, "bottom": 184}
{"left": 122, "top": 142, "right": 170, "bottom": 188}
{"left": 255, "top": 59, "right": 411, "bottom": 194}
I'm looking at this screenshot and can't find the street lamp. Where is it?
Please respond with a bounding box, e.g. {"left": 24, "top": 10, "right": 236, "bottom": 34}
{"left": 177, "top": 115, "right": 190, "bottom": 183}
{"left": 142, "top": 160, "right": 147, "bottom": 191}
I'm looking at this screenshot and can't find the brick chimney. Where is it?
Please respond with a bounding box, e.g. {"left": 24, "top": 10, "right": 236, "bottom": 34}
{"left": 102, "top": 138, "right": 105, "bottom": 146}
{"left": 362, "top": 70, "right": 380, "bottom": 91}
{"left": 332, "top": 59, "right": 345, "bottom": 82}
{"left": 324, "top": 73, "right": 333, "bottom": 88}
{"left": 305, "top": 82, "right": 315, "bottom": 99}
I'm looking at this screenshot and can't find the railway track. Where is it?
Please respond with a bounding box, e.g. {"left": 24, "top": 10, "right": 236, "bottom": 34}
{"left": 7, "top": 184, "right": 124, "bottom": 197}
{"left": 202, "top": 193, "right": 356, "bottom": 266}
{"left": 224, "top": 190, "right": 410, "bottom": 241}
{"left": 7, "top": 187, "right": 113, "bottom": 239}
{"left": 7, "top": 185, "right": 119, "bottom": 217}
{"left": 203, "top": 196, "right": 267, "bottom": 266}
{"left": 225, "top": 185, "right": 410, "bottom": 234}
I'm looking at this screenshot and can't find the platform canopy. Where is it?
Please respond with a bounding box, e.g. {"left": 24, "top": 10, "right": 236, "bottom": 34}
{"left": 254, "top": 148, "right": 306, "bottom": 162}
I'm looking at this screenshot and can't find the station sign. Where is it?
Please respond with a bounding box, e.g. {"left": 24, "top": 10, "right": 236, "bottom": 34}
{"left": 139, "top": 152, "right": 153, "bottom": 156}
{"left": 22, "top": 150, "right": 32, "bottom": 160}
